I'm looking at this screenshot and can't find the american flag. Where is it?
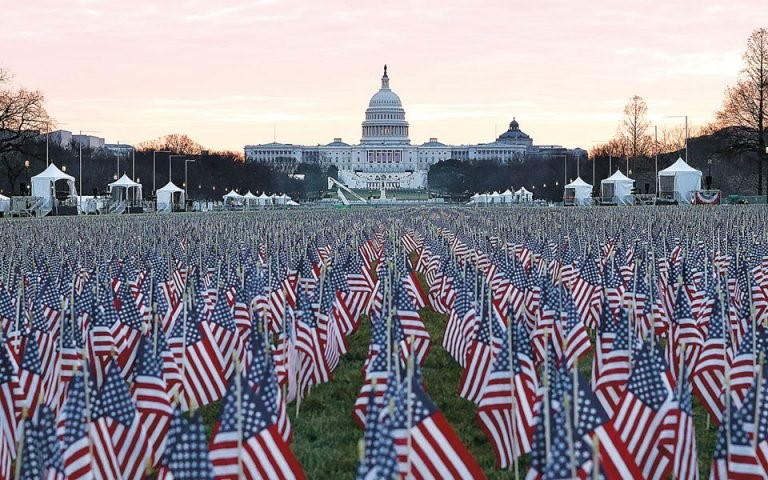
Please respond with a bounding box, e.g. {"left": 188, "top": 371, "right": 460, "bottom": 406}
{"left": 249, "top": 334, "right": 292, "bottom": 444}
{"left": 459, "top": 291, "right": 496, "bottom": 405}
{"left": 357, "top": 379, "right": 398, "bottom": 480}
{"left": 295, "top": 286, "right": 331, "bottom": 397}
{"left": 30, "top": 404, "right": 66, "bottom": 480}
{"left": 15, "top": 336, "right": 43, "bottom": 418}
{"left": 0, "top": 342, "right": 17, "bottom": 480}
{"left": 401, "top": 375, "right": 485, "bottom": 479}
{"left": 672, "top": 360, "right": 699, "bottom": 480}
{"left": 59, "top": 371, "right": 91, "bottom": 480}
{"left": 167, "top": 309, "right": 227, "bottom": 411}
{"left": 90, "top": 361, "right": 149, "bottom": 480}
{"left": 570, "top": 255, "right": 602, "bottom": 330}
{"left": 691, "top": 296, "right": 727, "bottom": 424}
{"left": 207, "top": 290, "right": 244, "bottom": 380}
{"left": 131, "top": 334, "right": 172, "bottom": 468}
{"left": 210, "top": 373, "right": 306, "bottom": 480}
{"left": 613, "top": 340, "right": 676, "bottom": 480}
{"left": 443, "top": 282, "right": 476, "bottom": 367}
{"left": 557, "top": 291, "right": 590, "bottom": 372}
{"left": 353, "top": 350, "right": 390, "bottom": 429}
{"left": 476, "top": 324, "right": 537, "bottom": 469}
{"left": 394, "top": 283, "right": 431, "bottom": 366}
{"left": 592, "top": 304, "right": 631, "bottom": 416}
{"left": 156, "top": 411, "right": 214, "bottom": 480}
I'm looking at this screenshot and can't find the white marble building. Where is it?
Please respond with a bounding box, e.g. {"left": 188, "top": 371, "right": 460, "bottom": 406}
{"left": 244, "top": 66, "right": 582, "bottom": 189}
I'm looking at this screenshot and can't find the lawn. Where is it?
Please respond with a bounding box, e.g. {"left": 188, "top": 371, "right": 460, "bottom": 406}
{"left": 201, "top": 304, "right": 720, "bottom": 479}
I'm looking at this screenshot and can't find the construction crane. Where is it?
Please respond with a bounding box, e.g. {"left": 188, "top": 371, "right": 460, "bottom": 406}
{"left": 327, "top": 177, "right": 368, "bottom": 205}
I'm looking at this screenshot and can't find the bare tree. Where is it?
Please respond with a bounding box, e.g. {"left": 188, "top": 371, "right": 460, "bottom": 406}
{"left": 716, "top": 27, "right": 768, "bottom": 195}
{"left": 136, "top": 133, "right": 203, "bottom": 155}
{"left": 621, "top": 95, "right": 653, "bottom": 158}
{"left": 0, "top": 67, "right": 51, "bottom": 193}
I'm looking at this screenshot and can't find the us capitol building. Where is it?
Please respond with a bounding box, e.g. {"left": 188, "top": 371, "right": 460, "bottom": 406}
{"left": 244, "top": 66, "right": 584, "bottom": 190}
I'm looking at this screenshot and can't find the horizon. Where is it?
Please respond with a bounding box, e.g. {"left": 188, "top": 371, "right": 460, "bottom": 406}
{"left": 2, "top": 0, "right": 762, "bottom": 152}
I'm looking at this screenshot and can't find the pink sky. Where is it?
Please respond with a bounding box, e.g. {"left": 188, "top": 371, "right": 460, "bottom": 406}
{"left": 2, "top": 0, "right": 761, "bottom": 152}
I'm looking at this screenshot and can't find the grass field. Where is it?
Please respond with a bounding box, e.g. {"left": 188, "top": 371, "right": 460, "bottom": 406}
{"left": 202, "top": 303, "right": 720, "bottom": 479}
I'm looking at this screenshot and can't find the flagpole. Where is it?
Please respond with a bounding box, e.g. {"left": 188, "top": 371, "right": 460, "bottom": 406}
{"left": 753, "top": 352, "right": 764, "bottom": 449}
{"left": 564, "top": 395, "right": 577, "bottom": 480}
{"left": 543, "top": 332, "right": 551, "bottom": 461}
{"left": 235, "top": 352, "right": 243, "bottom": 480}
{"left": 508, "top": 324, "right": 519, "bottom": 479}
{"left": 405, "top": 348, "right": 415, "bottom": 479}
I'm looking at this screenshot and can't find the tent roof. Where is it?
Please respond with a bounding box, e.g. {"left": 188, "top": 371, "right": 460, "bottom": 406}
{"left": 516, "top": 187, "right": 532, "bottom": 195}
{"left": 223, "top": 190, "right": 243, "bottom": 198}
{"left": 157, "top": 181, "right": 184, "bottom": 193}
{"left": 108, "top": 174, "right": 140, "bottom": 188}
{"left": 31, "top": 163, "right": 74, "bottom": 182}
{"left": 659, "top": 157, "right": 703, "bottom": 175}
{"left": 258, "top": 193, "right": 271, "bottom": 199}
{"left": 0, "top": 193, "right": 9, "bottom": 201}
{"left": 501, "top": 189, "right": 513, "bottom": 195}
{"left": 286, "top": 200, "right": 300, "bottom": 206}
{"left": 566, "top": 176, "right": 592, "bottom": 188}
{"left": 603, "top": 170, "right": 633, "bottom": 182}
{"left": 243, "top": 191, "right": 258, "bottom": 199}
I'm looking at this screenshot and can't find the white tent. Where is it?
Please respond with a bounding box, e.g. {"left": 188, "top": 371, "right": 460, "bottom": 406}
{"left": 658, "top": 157, "right": 703, "bottom": 204}
{"left": 564, "top": 177, "right": 593, "bottom": 206}
{"left": 223, "top": 190, "right": 244, "bottom": 207}
{"left": 108, "top": 174, "right": 143, "bottom": 207}
{"left": 0, "top": 193, "right": 9, "bottom": 214}
{"left": 31, "top": 163, "right": 77, "bottom": 210}
{"left": 273, "top": 193, "right": 290, "bottom": 205}
{"left": 243, "top": 191, "right": 259, "bottom": 208}
{"left": 601, "top": 170, "right": 635, "bottom": 205}
{"left": 156, "top": 181, "right": 184, "bottom": 213}
{"left": 286, "top": 199, "right": 300, "bottom": 206}
{"left": 515, "top": 187, "right": 533, "bottom": 203}
{"left": 489, "top": 191, "right": 502, "bottom": 204}
{"left": 500, "top": 189, "right": 514, "bottom": 204}
{"left": 257, "top": 192, "right": 273, "bottom": 206}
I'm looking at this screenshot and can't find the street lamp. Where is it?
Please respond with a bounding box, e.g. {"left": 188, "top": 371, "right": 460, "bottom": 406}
{"left": 168, "top": 155, "right": 186, "bottom": 185}
{"left": 665, "top": 115, "right": 688, "bottom": 163}
{"left": 184, "top": 159, "right": 195, "bottom": 211}
{"left": 24, "top": 160, "right": 30, "bottom": 195}
{"left": 78, "top": 130, "right": 99, "bottom": 210}
{"left": 152, "top": 150, "right": 170, "bottom": 197}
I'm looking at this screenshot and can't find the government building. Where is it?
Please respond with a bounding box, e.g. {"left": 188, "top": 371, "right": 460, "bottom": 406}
{"left": 244, "top": 66, "right": 584, "bottom": 190}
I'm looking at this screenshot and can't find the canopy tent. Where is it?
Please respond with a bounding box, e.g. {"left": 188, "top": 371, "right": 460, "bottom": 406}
{"left": 487, "top": 191, "right": 501, "bottom": 204}
{"left": 564, "top": 177, "right": 593, "bottom": 206}
{"left": 286, "top": 199, "right": 300, "bottom": 206}
{"left": 515, "top": 187, "right": 533, "bottom": 203}
{"left": 156, "top": 181, "right": 184, "bottom": 213}
{"left": 500, "top": 189, "right": 514, "bottom": 203}
{"left": 108, "top": 174, "right": 143, "bottom": 207}
{"left": 257, "top": 193, "right": 273, "bottom": 206}
{"left": 272, "top": 193, "right": 291, "bottom": 205}
{"left": 243, "top": 191, "right": 259, "bottom": 208}
{"left": 0, "top": 193, "right": 9, "bottom": 214}
{"left": 658, "top": 157, "right": 702, "bottom": 204}
{"left": 31, "top": 163, "right": 77, "bottom": 210}
{"left": 601, "top": 170, "right": 635, "bottom": 205}
{"left": 223, "top": 190, "right": 244, "bottom": 207}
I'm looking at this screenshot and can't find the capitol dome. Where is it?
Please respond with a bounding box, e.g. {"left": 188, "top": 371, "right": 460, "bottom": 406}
{"left": 361, "top": 65, "right": 410, "bottom": 145}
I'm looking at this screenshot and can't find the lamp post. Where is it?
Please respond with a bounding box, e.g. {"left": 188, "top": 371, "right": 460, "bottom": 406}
{"left": 24, "top": 160, "right": 30, "bottom": 195}
{"left": 184, "top": 159, "right": 195, "bottom": 211}
{"left": 78, "top": 130, "right": 99, "bottom": 211}
{"left": 169, "top": 155, "right": 185, "bottom": 185}
{"left": 666, "top": 115, "right": 688, "bottom": 163}
{"left": 153, "top": 150, "right": 170, "bottom": 197}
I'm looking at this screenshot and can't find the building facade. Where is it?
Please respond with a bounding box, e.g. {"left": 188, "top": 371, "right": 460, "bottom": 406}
{"left": 244, "top": 66, "right": 583, "bottom": 190}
